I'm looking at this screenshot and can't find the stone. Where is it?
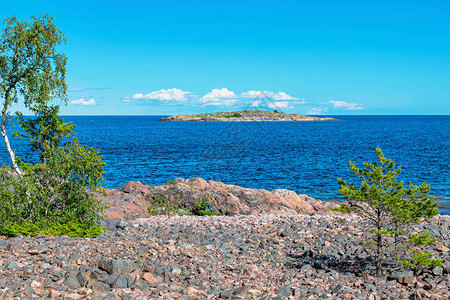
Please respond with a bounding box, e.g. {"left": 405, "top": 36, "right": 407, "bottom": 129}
{"left": 432, "top": 266, "right": 443, "bottom": 276}
{"left": 114, "top": 274, "right": 128, "bottom": 288}
{"left": 300, "top": 264, "right": 313, "bottom": 272}
{"left": 76, "top": 270, "right": 90, "bottom": 287}
{"left": 437, "top": 245, "right": 449, "bottom": 252}
{"left": 388, "top": 270, "right": 416, "bottom": 285}
{"left": 7, "top": 262, "right": 19, "bottom": 270}
{"left": 92, "top": 281, "right": 109, "bottom": 296}
{"left": 48, "top": 288, "right": 61, "bottom": 298}
{"left": 276, "top": 286, "right": 293, "bottom": 297}
{"left": 103, "top": 291, "right": 120, "bottom": 300}
{"left": 97, "top": 272, "right": 115, "bottom": 285}
{"left": 142, "top": 272, "right": 158, "bottom": 286}
{"left": 98, "top": 259, "right": 114, "bottom": 275}
{"left": 112, "top": 258, "right": 135, "bottom": 275}
{"left": 64, "top": 273, "right": 82, "bottom": 290}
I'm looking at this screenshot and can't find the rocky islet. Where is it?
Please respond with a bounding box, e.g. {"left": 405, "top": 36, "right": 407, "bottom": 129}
{"left": 160, "top": 110, "right": 337, "bottom": 122}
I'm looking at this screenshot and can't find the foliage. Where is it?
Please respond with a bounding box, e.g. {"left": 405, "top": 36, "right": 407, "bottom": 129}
{"left": 1, "top": 221, "right": 105, "bottom": 238}
{"left": 400, "top": 251, "right": 442, "bottom": 269}
{"left": 330, "top": 202, "right": 351, "bottom": 213}
{"left": 147, "top": 194, "right": 218, "bottom": 216}
{"left": 223, "top": 112, "right": 242, "bottom": 118}
{"left": 14, "top": 105, "right": 74, "bottom": 163}
{"left": 337, "top": 146, "right": 439, "bottom": 274}
{"left": 191, "top": 197, "right": 217, "bottom": 216}
{"left": 0, "top": 136, "right": 106, "bottom": 237}
{"left": 147, "top": 195, "right": 184, "bottom": 215}
{"left": 0, "top": 15, "right": 67, "bottom": 173}
{"left": 0, "top": 15, "right": 107, "bottom": 238}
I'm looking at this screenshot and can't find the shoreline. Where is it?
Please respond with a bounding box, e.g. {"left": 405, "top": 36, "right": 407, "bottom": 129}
{"left": 0, "top": 213, "right": 448, "bottom": 299}
{"left": 0, "top": 178, "right": 448, "bottom": 299}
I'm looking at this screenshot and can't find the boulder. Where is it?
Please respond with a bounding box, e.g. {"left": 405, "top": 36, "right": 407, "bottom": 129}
{"left": 98, "top": 177, "right": 329, "bottom": 220}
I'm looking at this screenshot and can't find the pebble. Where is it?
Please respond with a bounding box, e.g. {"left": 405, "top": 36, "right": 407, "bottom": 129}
{"left": 0, "top": 213, "right": 447, "bottom": 299}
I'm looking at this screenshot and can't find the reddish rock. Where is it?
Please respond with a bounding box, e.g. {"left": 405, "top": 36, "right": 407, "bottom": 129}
{"left": 99, "top": 177, "right": 330, "bottom": 220}
{"left": 142, "top": 272, "right": 158, "bottom": 286}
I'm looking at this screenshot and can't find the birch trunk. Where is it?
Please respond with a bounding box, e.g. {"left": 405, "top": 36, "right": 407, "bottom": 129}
{"left": 1, "top": 95, "right": 22, "bottom": 175}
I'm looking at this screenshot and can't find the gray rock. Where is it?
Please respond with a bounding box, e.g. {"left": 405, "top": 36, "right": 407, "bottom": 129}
{"left": 388, "top": 270, "right": 416, "bottom": 285}
{"left": 77, "top": 270, "right": 89, "bottom": 287}
{"left": 112, "top": 258, "right": 136, "bottom": 275}
{"left": 219, "top": 289, "right": 233, "bottom": 299}
{"left": 64, "top": 273, "right": 81, "bottom": 289}
{"left": 98, "top": 272, "right": 115, "bottom": 285}
{"left": 7, "top": 262, "right": 19, "bottom": 270}
{"left": 114, "top": 274, "right": 128, "bottom": 288}
{"left": 134, "top": 278, "right": 150, "bottom": 292}
{"left": 117, "top": 220, "right": 128, "bottom": 230}
{"left": 92, "top": 281, "right": 110, "bottom": 296}
{"left": 276, "top": 285, "right": 293, "bottom": 297}
{"left": 432, "top": 266, "right": 443, "bottom": 276}
{"left": 300, "top": 264, "right": 313, "bottom": 272}
{"left": 103, "top": 291, "right": 120, "bottom": 300}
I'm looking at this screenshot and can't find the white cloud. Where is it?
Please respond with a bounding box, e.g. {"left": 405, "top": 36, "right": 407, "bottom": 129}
{"left": 200, "top": 88, "right": 236, "bottom": 101}
{"left": 131, "top": 88, "right": 190, "bottom": 101}
{"left": 199, "top": 88, "right": 238, "bottom": 106}
{"left": 328, "top": 100, "right": 363, "bottom": 110}
{"left": 307, "top": 108, "right": 324, "bottom": 115}
{"left": 268, "top": 101, "right": 290, "bottom": 109}
{"left": 70, "top": 98, "right": 96, "bottom": 106}
{"left": 241, "top": 90, "right": 300, "bottom": 101}
{"left": 250, "top": 100, "right": 261, "bottom": 107}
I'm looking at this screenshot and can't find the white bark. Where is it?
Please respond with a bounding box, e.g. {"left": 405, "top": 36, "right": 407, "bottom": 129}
{"left": 1, "top": 98, "right": 22, "bottom": 175}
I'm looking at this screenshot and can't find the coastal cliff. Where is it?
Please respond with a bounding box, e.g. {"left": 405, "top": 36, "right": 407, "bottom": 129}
{"left": 161, "top": 110, "right": 337, "bottom": 121}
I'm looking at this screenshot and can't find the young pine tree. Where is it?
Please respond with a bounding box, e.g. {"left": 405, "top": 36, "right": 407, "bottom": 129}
{"left": 337, "top": 146, "right": 439, "bottom": 275}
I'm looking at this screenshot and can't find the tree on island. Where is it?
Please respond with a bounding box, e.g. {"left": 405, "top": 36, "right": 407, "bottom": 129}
{"left": 336, "top": 146, "right": 440, "bottom": 275}
{"left": 0, "top": 15, "right": 106, "bottom": 238}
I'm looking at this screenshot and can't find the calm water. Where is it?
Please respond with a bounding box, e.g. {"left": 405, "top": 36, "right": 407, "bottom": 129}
{"left": 4, "top": 115, "right": 449, "bottom": 215}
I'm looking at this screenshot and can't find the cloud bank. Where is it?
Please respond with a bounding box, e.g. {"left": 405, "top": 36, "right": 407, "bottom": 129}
{"left": 125, "top": 88, "right": 308, "bottom": 109}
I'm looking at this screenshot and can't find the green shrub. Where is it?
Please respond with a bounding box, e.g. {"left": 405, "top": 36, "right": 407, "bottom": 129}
{"left": 147, "top": 195, "right": 184, "bottom": 215}
{"left": 0, "top": 137, "right": 106, "bottom": 238}
{"left": 400, "top": 251, "right": 442, "bottom": 269}
{"left": 192, "top": 197, "right": 217, "bottom": 216}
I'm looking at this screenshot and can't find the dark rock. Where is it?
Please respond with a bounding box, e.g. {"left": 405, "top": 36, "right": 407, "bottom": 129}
{"left": 77, "top": 270, "right": 90, "bottom": 287}
{"left": 114, "top": 274, "right": 128, "bottom": 288}
{"left": 99, "top": 259, "right": 115, "bottom": 274}
{"left": 97, "top": 272, "right": 116, "bottom": 285}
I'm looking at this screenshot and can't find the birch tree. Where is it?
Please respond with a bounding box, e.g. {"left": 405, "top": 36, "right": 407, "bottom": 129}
{"left": 0, "top": 15, "right": 67, "bottom": 174}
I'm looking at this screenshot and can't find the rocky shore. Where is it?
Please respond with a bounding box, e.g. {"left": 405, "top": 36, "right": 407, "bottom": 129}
{"left": 0, "top": 178, "right": 449, "bottom": 300}
{"left": 160, "top": 110, "right": 337, "bottom": 122}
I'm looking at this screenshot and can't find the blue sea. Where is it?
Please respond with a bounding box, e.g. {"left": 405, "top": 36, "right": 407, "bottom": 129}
{"left": 4, "top": 115, "right": 449, "bottom": 215}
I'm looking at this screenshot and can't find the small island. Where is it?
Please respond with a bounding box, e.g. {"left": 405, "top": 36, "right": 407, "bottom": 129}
{"left": 161, "top": 110, "right": 338, "bottom": 121}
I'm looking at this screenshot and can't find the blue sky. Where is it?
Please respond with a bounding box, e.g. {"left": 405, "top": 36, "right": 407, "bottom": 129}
{"left": 2, "top": 0, "right": 450, "bottom": 115}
